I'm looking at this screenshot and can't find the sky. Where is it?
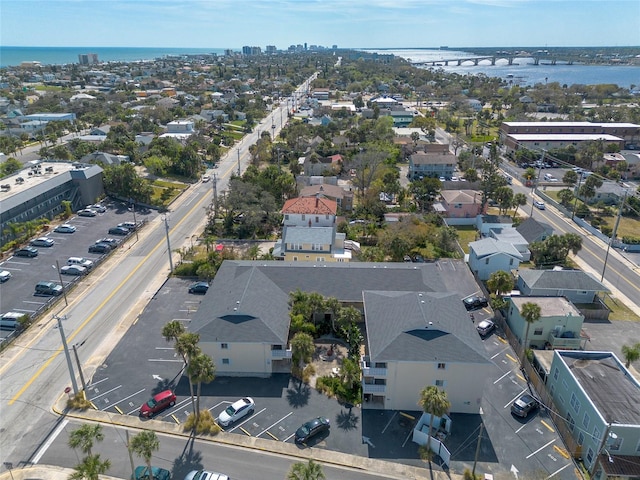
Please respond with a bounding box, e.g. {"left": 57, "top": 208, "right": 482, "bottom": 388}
{"left": 2, "top": 0, "right": 639, "bottom": 49}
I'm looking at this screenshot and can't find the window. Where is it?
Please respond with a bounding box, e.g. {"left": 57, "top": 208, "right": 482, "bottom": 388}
{"left": 315, "top": 216, "right": 319, "bottom": 223}
{"left": 553, "top": 367, "right": 559, "bottom": 380}
{"left": 578, "top": 432, "right": 585, "bottom": 446}
{"left": 221, "top": 343, "right": 228, "bottom": 349}
{"left": 609, "top": 434, "right": 622, "bottom": 451}
{"left": 485, "top": 258, "right": 490, "bottom": 264}
{"left": 567, "top": 412, "right": 575, "bottom": 431}
{"left": 558, "top": 394, "right": 565, "bottom": 405}
{"left": 311, "top": 244, "right": 324, "bottom": 251}
{"left": 435, "top": 380, "right": 445, "bottom": 387}
{"left": 593, "top": 427, "right": 601, "bottom": 442}
{"left": 509, "top": 258, "right": 514, "bottom": 266}
{"left": 222, "top": 358, "right": 230, "bottom": 365}
{"left": 586, "top": 447, "right": 594, "bottom": 464}
{"left": 437, "top": 363, "right": 446, "bottom": 370}
{"left": 293, "top": 256, "right": 298, "bottom": 261}
{"left": 316, "top": 257, "right": 325, "bottom": 262}
{"left": 570, "top": 393, "right": 581, "bottom": 414}
{"left": 290, "top": 243, "right": 302, "bottom": 250}
{"left": 562, "top": 379, "right": 568, "bottom": 390}
{"left": 284, "top": 214, "right": 289, "bottom": 220}
{"left": 301, "top": 214, "right": 306, "bottom": 220}
{"left": 534, "top": 327, "right": 543, "bottom": 336}
{"left": 582, "top": 412, "right": 590, "bottom": 430}
{"left": 635, "top": 438, "right": 640, "bottom": 452}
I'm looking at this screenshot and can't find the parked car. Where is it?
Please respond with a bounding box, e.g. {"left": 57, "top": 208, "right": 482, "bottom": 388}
{"left": 511, "top": 393, "right": 539, "bottom": 418}
{"left": 463, "top": 296, "right": 489, "bottom": 311}
{"left": 68, "top": 257, "right": 94, "bottom": 270}
{"left": 54, "top": 224, "right": 77, "bottom": 233}
{"left": 14, "top": 246, "right": 39, "bottom": 258}
{"left": 88, "top": 243, "right": 112, "bottom": 254}
{"left": 188, "top": 282, "right": 209, "bottom": 294}
{"left": 133, "top": 466, "right": 171, "bottom": 480}
{"left": 91, "top": 204, "right": 107, "bottom": 213}
{"left": 476, "top": 319, "right": 495, "bottom": 337}
{"left": 34, "top": 281, "right": 63, "bottom": 296}
{"left": 0, "top": 270, "right": 12, "bottom": 283}
{"left": 118, "top": 221, "right": 137, "bottom": 231}
{"left": 202, "top": 175, "right": 211, "bottom": 183}
{"left": 60, "top": 265, "right": 87, "bottom": 276}
{"left": 184, "top": 470, "right": 229, "bottom": 480}
{"left": 94, "top": 237, "right": 119, "bottom": 247}
{"left": 533, "top": 200, "right": 545, "bottom": 210}
{"left": 217, "top": 397, "right": 255, "bottom": 427}
{"left": 108, "top": 226, "right": 129, "bottom": 236}
{"left": 77, "top": 208, "right": 97, "bottom": 217}
{"left": 30, "top": 237, "right": 55, "bottom": 247}
{"left": 139, "top": 389, "right": 176, "bottom": 418}
{"left": 295, "top": 416, "right": 330, "bottom": 443}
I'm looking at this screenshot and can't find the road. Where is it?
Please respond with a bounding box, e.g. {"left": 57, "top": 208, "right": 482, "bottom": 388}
{"left": 36, "top": 418, "right": 397, "bottom": 480}
{"left": 0, "top": 74, "right": 317, "bottom": 473}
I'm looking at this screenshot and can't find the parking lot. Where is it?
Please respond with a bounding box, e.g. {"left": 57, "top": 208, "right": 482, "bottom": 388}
{"left": 83, "top": 277, "right": 578, "bottom": 479}
{"left": 0, "top": 200, "right": 154, "bottom": 341}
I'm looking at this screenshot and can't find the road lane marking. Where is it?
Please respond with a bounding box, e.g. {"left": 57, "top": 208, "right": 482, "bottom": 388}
{"left": 526, "top": 439, "right": 556, "bottom": 458}
{"left": 31, "top": 418, "right": 68, "bottom": 464}
{"left": 8, "top": 185, "right": 213, "bottom": 405}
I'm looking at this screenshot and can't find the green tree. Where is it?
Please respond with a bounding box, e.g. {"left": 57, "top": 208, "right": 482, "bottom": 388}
{"left": 578, "top": 175, "right": 604, "bottom": 204}
{"left": 562, "top": 170, "right": 578, "bottom": 186}
{"left": 512, "top": 192, "right": 527, "bottom": 218}
{"left": 520, "top": 302, "right": 541, "bottom": 362}
{"left": 291, "top": 332, "right": 315, "bottom": 372}
{"left": 417, "top": 385, "right": 450, "bottom": 454}
{"left": 287, "top": 459, "right": 325, "bottom": 480}
{"left": 621, "top": 343, "right": 640, "bottom": 368}
{"left": 0, "top": 157, "right": 23, "bottom": 176}
{"left": 558, "top": 188, "right": 574, "bottom": 207}
{"left": 487, "top": 270, "right": 514, "bottom": 297}
{"left": 128, "top": 431, "right": 159, "bottom": 480}
{"left": 187, "top": 352, "right": 216, "bottom": 425}
{"left": 68, "top": 424, "right": 104, "bottom": 457}
{"left": 68, "top": 454, "right": 111, "bottom": 480}
{"left": 339, "top": 357, "right": 361, "bottom": 391}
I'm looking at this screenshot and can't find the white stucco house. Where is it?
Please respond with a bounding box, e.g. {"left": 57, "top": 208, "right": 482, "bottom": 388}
{"left": 468, "top": 237, "right": 523, "bottom": 281}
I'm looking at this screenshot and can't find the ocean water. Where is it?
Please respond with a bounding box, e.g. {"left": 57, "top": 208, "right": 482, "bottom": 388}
{"left": 0, "top": 46, "right": 228, "bottom": 67}
{"left": 367, "top": 48, "right": 640, "bottom": 89}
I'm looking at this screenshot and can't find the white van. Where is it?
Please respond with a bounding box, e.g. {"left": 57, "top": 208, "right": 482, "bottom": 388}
{"left": 67, "top": 257, "right": 94, "bottom": 270}
{"left": 543, "top": 173, "right": 554, "bottom": 181}
{"left": 0, "top": 312, "right": 28, "bottom": 330}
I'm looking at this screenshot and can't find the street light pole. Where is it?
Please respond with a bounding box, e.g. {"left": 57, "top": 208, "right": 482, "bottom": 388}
{"left": 529, "top": 151, "right": 546, "bottom": 217}
{"left": 55, "top": 313, "right": 78, "bottom": 395}
{"left": 237, "top": 148, "right": 241, "bottom": 176}
{"left": 54, "top": 260, "right": 68, "bottom": 306}
{"left": 72, "top": 342, "right": 87, "bottom": 392}
{"left": 601, "top": 190, "right": 627, "bottom": 282}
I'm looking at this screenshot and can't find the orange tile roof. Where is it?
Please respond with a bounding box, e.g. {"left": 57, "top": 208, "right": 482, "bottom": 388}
{"left": 282, "top": 197, "right": 337, "bottom": 215}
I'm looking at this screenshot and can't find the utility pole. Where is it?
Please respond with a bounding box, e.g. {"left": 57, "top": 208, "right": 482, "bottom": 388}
{"left": 55, "top": 314, "right": 78, "bottom": 395}
{"left": 601, "top": 190, "right": 627, "bottom": 282}
{"left": 212, "top": 173, "right": 218, "bottom": 217}
{"left": 472, "top": 422, "right": 484, "bottom": 478}
{"left": 162, "top": 215, "right": 173, "bottom": 272}
{"left": 529, "top": 150, "right": 546, "bottom": 217}
{"left": 72, "top": 342, "right": 87, "bottom": 392}
{"left": 237, "top": 148, "right": 241, "bottom": 176}
{"left": 54, "top": 260, "right": 68, "bottom": 306}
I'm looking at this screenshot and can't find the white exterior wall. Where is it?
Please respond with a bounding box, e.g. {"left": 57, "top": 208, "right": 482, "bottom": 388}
{"left": 468, "top": 252, "right": 520, "bottom": 281}
{"left": 283, "top": 212, "right": 335, "bottom": 228}
{"left": 201, "top": 342, "right": 272, "bottom": 377}
{"left": 381, "top": 360, "right": 488, "bottom": 413}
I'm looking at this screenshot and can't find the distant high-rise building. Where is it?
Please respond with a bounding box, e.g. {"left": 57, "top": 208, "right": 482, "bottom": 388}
{"left": 242, "top": 46, "right": 261, "bottom": 55}
{"left": 304, "top": 42, "right": 307, "bottom": 51}
{"left": 332, "top": 45, "right": 338, "bottom": 50}
{"left": 265, "top": 45, "right": 277, "bottom": 54}
{"left": 224, "top": 49, "right": 235, "bottom": 56}
{"left": 78, "top": 53, "right": 99, "bottom": 65}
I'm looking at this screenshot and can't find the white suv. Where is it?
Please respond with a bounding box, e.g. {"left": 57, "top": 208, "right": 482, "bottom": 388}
{"left": 68, "top": 257, "right": 94, "bottom": 270}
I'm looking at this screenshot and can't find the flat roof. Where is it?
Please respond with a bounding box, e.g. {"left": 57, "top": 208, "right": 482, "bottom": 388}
{"left": 508, "top": 134, "right": 623, "bottom": 141}
{"left": 511, "top": 296, "right": 581, "bottom": 317}
{"left": 503, "top": 122, "right": 639, "bottom": 128}
{"left": 0, "top": 161, "right": 77, "bottom": 202}
{"left": 559, "top": 351, "right": 640, "bottom": 425}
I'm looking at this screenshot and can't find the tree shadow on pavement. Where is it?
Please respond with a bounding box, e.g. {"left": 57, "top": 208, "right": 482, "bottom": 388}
{"left": 286, "top": 382, "right": 311, "bottom": 408}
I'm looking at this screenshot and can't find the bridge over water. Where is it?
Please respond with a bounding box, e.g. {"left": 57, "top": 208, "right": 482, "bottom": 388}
{"left": 412, "top": 54, "right": 583, "bottom": 67}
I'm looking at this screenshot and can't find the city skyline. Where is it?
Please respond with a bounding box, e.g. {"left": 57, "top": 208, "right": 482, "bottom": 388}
{"left": 1, "top": 0, "right": 639, "bottom": 50}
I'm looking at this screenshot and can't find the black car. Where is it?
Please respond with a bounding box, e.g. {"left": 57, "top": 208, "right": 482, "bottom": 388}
{"left": 295, "top": 416, "right": 330, "bottom": 443}
{"left": 463, "top": 296, "right": 489, "bottom": 311}
{"left": 108, "top": 226, "right": 129, "bottom": 236}
{"left": 88, "top": 243, "right": 112, "bottom": 254}
{"left": 188, "top": 282, "right": 209, "bottom": 294}
{"left": 14, "top": 246, "right": 39, "bottom": 258}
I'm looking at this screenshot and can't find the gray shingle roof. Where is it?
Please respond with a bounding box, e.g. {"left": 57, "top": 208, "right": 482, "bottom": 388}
{"left": 516, "top": 218, "right": 553, "bottom": 243}
{"left": 469, "top": 237, "right": 523, "bottom": 259}
{"left": 283, "top": 226, "right": 334, "bottom": 244}
{"left": 518, "top": 269, "right": 608, "bottom": 292}
{"left": 363, "top": 291, "right": 490, "bottom": 364}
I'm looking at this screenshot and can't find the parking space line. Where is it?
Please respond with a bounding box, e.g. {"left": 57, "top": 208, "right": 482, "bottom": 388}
{"left": 207, "top": 400, "right": 229, "bottom": 413}
{"left": 99, "top": 388, "right": 145, "bottom": 411}
{"left": 239, "top": 426, "right": 251, "bottom": 436}
{"left": 541, "top": 420, "right": 555, "bottom": 432}
{"left": 506, "top": 353, "right": 518, "bottom": 363}
{"left": 515, "top": 423, "right": 527, "bottom": 434}
{"left": 147, "top": 358, "right": 183, "bottom": 363}
{"left": 494, "top": 371, "right": 511, "bottom": 384}
{"left": 89, "top": 385, "right": 122, "bottom": 402}
{"left": 553, "top": 445, "right": 569, "bottom": 459}
{"left": 87, "top": 377, "right": 108, "bottom": 388}
{"left": 283, "top": 432, "right": 296, "bottom": 443}
{"left": 490, "top": 346, "right": 510, "bottom": 359}
{"left": 546, "top": 462, "right": 572, "bottom": 478}
{"left": 228, "top": 407, "right": 266, "bottom": 432}
{"left": 266, "top": 431, "right": 279, "bottom": 440}
{"left": 381, "top": 411, "right": 398, "bottom": 433}
{"left": 516, "top": 373, "right": 526, "bottom": 382}
{"left": 256, "top": 412, "right": 294, "bottom": 437}
{"left": 504, "top": 388, "right": 527, "bottom": 409}
{"left": 526, "top": 439, "right": 555, "bottom": 458}
{"left": 401, "top": 427, "right": 414, "bottom": 448}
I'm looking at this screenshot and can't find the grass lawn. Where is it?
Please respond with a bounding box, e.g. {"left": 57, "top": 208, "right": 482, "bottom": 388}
{"left": 454, "top": 226, "right": 477, "bottom": 254}
{"left": 152, "top": 179, "right": 187, "bottom": 189}
{"left": 601, "top": 215, "right": 640, "bottom": 240}
{"left": 602, "top": 293, "right": 640, "bottom": 322}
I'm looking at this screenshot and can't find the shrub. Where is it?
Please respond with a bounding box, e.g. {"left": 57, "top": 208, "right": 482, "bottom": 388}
{"left": 302, "top": 364, "right": 316, "bottom": 384}
{"left": 622, "top": 236, "right": 640, "bottom": 245}
{"left": 590, "top": 217, "right": 602, "bottom": 227}
{"left": 183, "top": 410, "right": 221, "bottom": 435}
{"left": 67, "top": 391, "right": 93, "bottom": 410}
{"left": 600, "top": 225, "right": 613, "bottom": 237}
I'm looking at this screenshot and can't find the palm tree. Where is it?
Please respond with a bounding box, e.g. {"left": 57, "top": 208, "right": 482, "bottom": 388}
{"left": 68, "top": 424, "right": 104, "bottom": 457}
{"left": 287, "top": 459, "right": 325, "bottom": 480}
{"left": 621, "top": 343, "right": 640, "bottom": 368}
{"left": 339, "top": 357, "right": 361, "bottom": 391}
{"left": 174, "top": 331, "right": 201, "bottom": 414}
{"left": 161, "top": 320, "right": 185, "bottom": 344}
{"left": 128, "top": 431, "right": 159, "bottom": 480}
{"left": 187, "top": 352, "right": 216, "bottom": 425}
{"left": 512, "top": 192, "right": 527, "bottom": 218}
{"left": 487, "top": 270, "right": 514, "bottom": 297}
{"left": 418, "top": 385, "right": 450, "bottom": 461}
{"left": 520, "top": 302, "right": 542, "bottom": 363}
{"left": 68, "top": 454, "right": 111, "bottom": 480}
{"left": 291, "top": 332, "right": 315, "bottom": 371}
